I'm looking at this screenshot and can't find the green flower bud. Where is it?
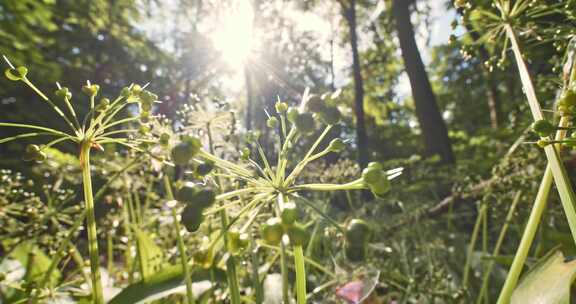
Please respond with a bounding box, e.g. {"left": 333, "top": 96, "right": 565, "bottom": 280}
{"left": 5, "top": 66, "right": 28, "bottom": 81}
{"left": 368, "top": 178, "right": 390, "bottom": 196}
{"left": 328, "top": 138, "right": 345, "bottom": 152}
{"left": 345, "top": 242, "right": 366, "bottom": 262}
{"left": 140, "top": 111, "right": 151, "bottom": 124}
{"left": 281, "top": 202, "right": 298, "bottom": 225}
{"left": 171, "top": 136, "right": 201, "bottom": 165}
{"left": 193, "top": 188, "right": 217, "bottom": 208}
{"left": 55, "top": 87, "right": 72, "bottom": 100}
{"left": 362, "top": 166, "right": 384, "bottom": 184}
{"left": 294, "top": 113, "right": 315, "bottom": 134}
{"left": 287, "top": 223, "right": 309, "bottom": 246}
{"left": 275, "top": 101, "right": 289, "bottom": 113}
{"left": 82, "top": 84, "right": 100, "bottom": 97}
{"left": 96, "top": 98, "right": 110, "bottom": 112}
{"left": 193, "top": 246, "right": 214, "bottom": 268}
{"left": 287, "top": 107, "right": 299, "bottom": 123}
{"left": 306, "top": 95, "right": 325, "bottom": 113}
{"left": 454, "top": 0, "right": 467, "bottom": 8}
{"left": 245, "top": 131, "right": 261, "bottom": 143}
{"left": 345, "top": 219, "right": 371, "bottom": 245}
{"left": 261, "top": 217, "right": 284, "bottom": 245}
{"left": 318, "top": 106, "right": 341, "bottom": 125}
{"left": 560, "top": 89, "right": 576, "bottom": 108}
{"left": 120, "top": 87, "right": 131, "bottom": 97}
{"left": 241, "top": 147, "right": 250, "bottom": 160}
{"left": 159, "top": 133, "right": 170, "bottom": 146}
{"left": 181, "top": 202, "right": 204, "bottom": 232}
{"left": 227, "top": 230, "right": 249, "bottom": 254}
{"left": 531, "top": 119, "right": 555, "bottom": 137}
{"left": 267, "top": 116, "right": 279, "bottom": 128}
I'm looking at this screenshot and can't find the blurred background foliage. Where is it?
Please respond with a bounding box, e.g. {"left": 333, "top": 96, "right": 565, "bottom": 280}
{"left": 2, "top": 0, "right": 576, "bottom": 302}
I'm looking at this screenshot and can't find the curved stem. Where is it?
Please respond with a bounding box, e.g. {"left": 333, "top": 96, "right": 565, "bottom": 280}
{"left": 80, "top": 141, "right": 104, "bottom": 304}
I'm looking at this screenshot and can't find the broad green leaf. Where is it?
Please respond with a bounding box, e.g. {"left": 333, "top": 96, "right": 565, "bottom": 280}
{"left": 109, "top": 264, "right": 226, "bottom": 304}
{"left": 134, "top": 227, "right": 165, "bottom": 282}
{"left": 511, "top": 251, "right": 576, "bottom": 304}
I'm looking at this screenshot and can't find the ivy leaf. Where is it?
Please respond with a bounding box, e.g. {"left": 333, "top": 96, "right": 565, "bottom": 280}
{"left": 511, "top": 250, "right": 576, "bottom": 304}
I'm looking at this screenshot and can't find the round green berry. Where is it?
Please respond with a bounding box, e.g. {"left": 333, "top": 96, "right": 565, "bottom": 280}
{"left": 287, "top": 223, "right": 309, "bottom": 246}
{"left": 328, "top": 138, "right": 345, "bottom": 152}
{"left": 281, "top": 202, "right": 298, "bottom": 225}
{"left": 345, "top": 219, "right": 371, "bottom": 245}
{"left": 261, "top": 217, "right": 284, "bottom": 245}
{"left": 531, "top": 119, "right": 555, "bottom": 137}
{"left": 181, "top": 202, "right": 204, "bottom": 232}
{"left": 294, "top": 113, "right": 315, "bottom": 134}
{"left": 267, "top": 116, "right": 279, "bottom": 129}
{"left": 275, "top": 101, "right": 289, "bottom": 113}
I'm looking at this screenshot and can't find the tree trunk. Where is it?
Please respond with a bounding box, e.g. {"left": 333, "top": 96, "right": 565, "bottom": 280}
{"left": 342, "top": 0, "right": 369, "bottom": 168}
{"left": 392, "top": 0, "right": 455, "bottom": 164}
{"left": 464, "top": 21, "right": 502, "bottom": 129}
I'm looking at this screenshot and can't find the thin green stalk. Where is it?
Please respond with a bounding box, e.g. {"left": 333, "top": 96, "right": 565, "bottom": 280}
{"left": 20, "top": 77, "right": 78, "bottom": 135}
{"left": 477, "top": 191, "right": 522, "bottom": 304}
{"left": 164, "top": 175, "right": 195, "bottom": 304}
{"left": 121, "top": 195, "right": 135, "bottom": 283}
{"left": 107, "top": 230, "right": 114, "bottom": 275}
{"left": 172, "top": 208, "right": 195, "bottom": 304}
{"left": 463, "top": 204, "right": 486, "bottom": 288}
{"left": 249, "top": 233, "right": 263, "bottom": 304}
{"left": 284, "top": 125, "right": 332, "bottom": 186}
{"left": 506, "top": 24, "right": 576, "bottom": 243}
{"left": 496, "top": 167, "right": 552, "bottom": 304}
{"left": 277, "top": 195, "right": 290, "bottom": 304}
{"left": 80, "top": 142, "right": 104, "bottom": 304}
{"left": 220, "top": 209, "right": 241, "bottom": 304}
{"left": 291, "top": 179, "right": 366, "bottom": 192}
{"left": 294, "top": 245, "right": 307, "bottom": 304}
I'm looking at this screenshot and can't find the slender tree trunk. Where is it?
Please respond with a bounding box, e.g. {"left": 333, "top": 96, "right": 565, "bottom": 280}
{"left": 465, "top": 22, "right": 502, "bottom": 129}
{"left": 342, "top": 0, "right": 369, "bottom": 168}
{"left": 392, "top": 0, "right": 455, "bottom": 164}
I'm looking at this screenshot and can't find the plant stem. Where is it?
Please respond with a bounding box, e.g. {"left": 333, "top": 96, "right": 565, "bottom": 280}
{"left": 80, "top": 141, "right": 104, "bottom": 304}
{"left": 250, "top": 233, "right": 264, "bottom": 304}
{"left": 462, "top": 204, "right": 486, "bottom": 288}
{"left": 172, "top": 207, "right": 195, "bottom": 304}
{"left": 506, "top": 24, "right": 576, "bottom": 243}
{"left": 164, "top": 175, "right": 195, "bottom": 304}
{"left": 276, "top": 194, "right": 291, "bottom": 304}
{"left": 294, "top": 245, "right": 307, "bottom": 304}
{"left": 220, "top": 209, "right": 241, "bottom": 304}
{"left": 477, "top": 191, "right": 522, "bottom": 304}
{"left": 496, "top": 167, "right": 552, "bottom": 304}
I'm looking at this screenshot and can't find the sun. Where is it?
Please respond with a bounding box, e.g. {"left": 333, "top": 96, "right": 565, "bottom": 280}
{"left": 212, "top": 1, "right": 255, "bottom": 71}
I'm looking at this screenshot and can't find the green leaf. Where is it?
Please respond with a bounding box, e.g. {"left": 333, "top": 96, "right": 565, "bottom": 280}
{"left": 109, "top": 265, "right": 226, "bottom": 304}
{"left": 134, "top": 227, "right": 165, "bottom": 282}
{"left": 511, "top": 251, "right": 576, "bottom": 304}
{"left": 9, "top": 241, "right": 61, "bottom": 284}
